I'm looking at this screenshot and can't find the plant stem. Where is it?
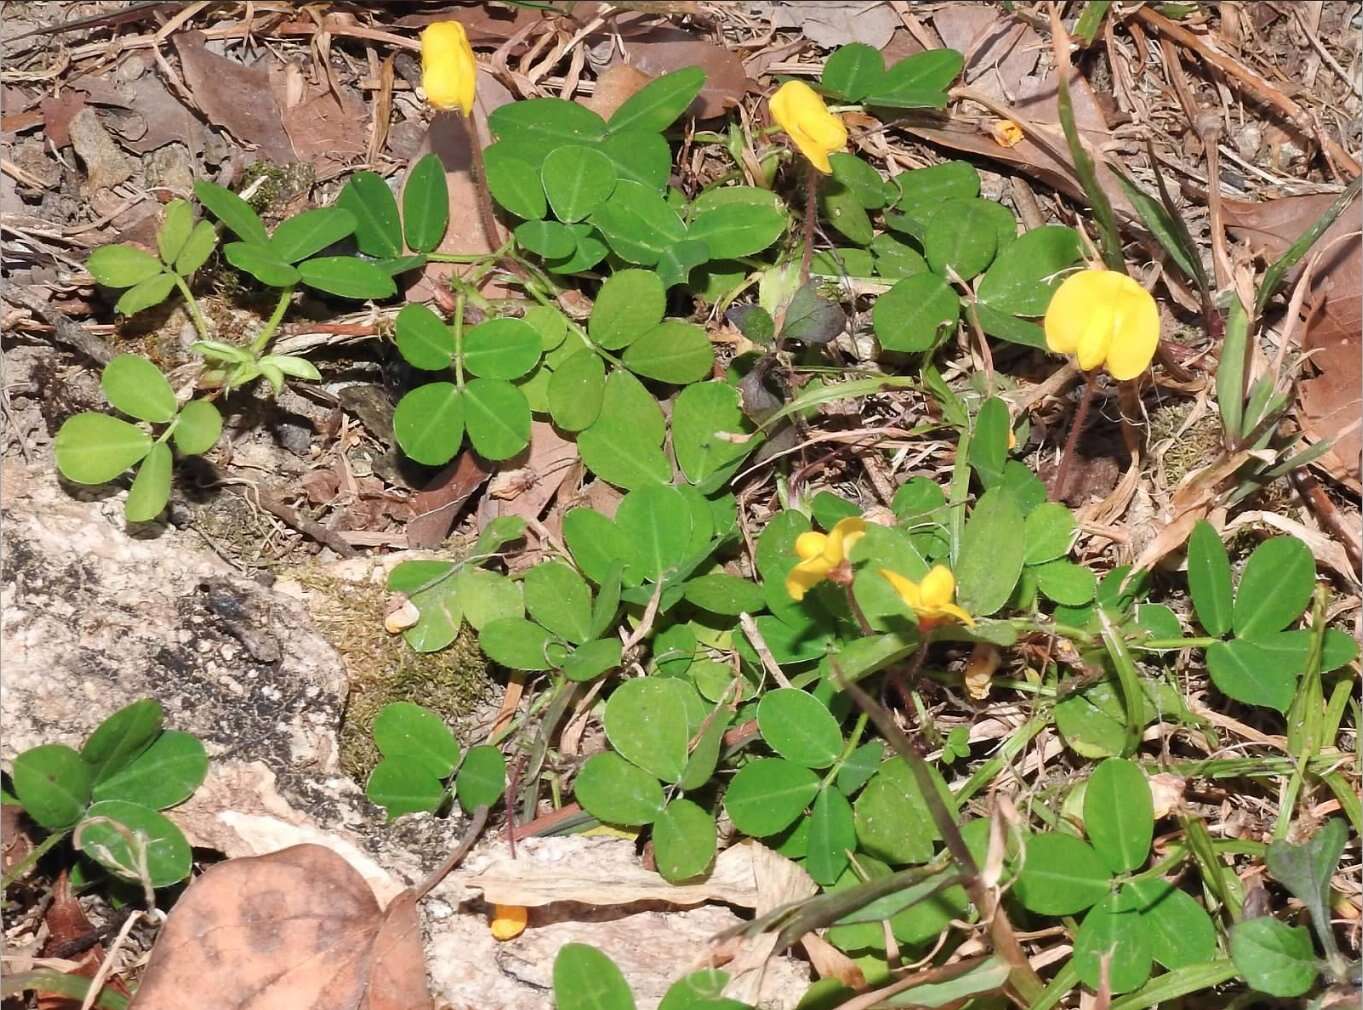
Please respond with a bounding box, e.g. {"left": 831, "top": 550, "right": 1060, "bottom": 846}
{"left": 462, "top": 111, "right": 509, "bottom": 257}
{"left": 1051, "top": 369, "right": 1098, "bottom": 502}
{"left": 452, "top": 290, "right": 466, "bottom": 387}
{"left": 249, "top": 284, "right": 294, "bottom": 356}
{"left": 172, "top": 274, "right": 212, "bottom": 343}
{"left": 799, "top": 160, "right": 820, "bottom": 284}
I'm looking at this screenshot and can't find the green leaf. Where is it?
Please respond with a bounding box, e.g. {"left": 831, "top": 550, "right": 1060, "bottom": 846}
{"left": 491, "top": 98, "right": 608, "bottom": 149}
{"left": 977, "top": 225, "right": 1083, "bottom": 315}
{"left": 462, "top": 318, "right": 541, "bottom": 380}
{"left": 608, "top": 66, "right": 705, "bottom": 133}
{"left": 372, "top": 701, "right": 459, "bottom": 779}
{"left": 872, "top": 272, "right": 959, "bottom": 352}
{"left": 298, "top": 256, "right": 396, "bottom": 300}
{"left": 337, "top": 170, "right": 403, "bottom": 257}
{"left": 484, "top": 144, "right": 547, "bottom": 220}
{"left": 652, "top": 797, "right": 717, "bottom": 883}
{"left": 806, "top": 787, "right": 856, "bottom": 887}
{"left": 87, "top": 241, "right": 174, "bottom": 288}
{"left": 394, "top": 382, "right": 465, "bottom": 466}
{"left": 548, "top": 349, "right": 606, "bottom": 432}
{"left": 12, "top": 744, "right": 92, "bottom": 830}
{"left": 269, "top": 207, "right": 357, "bottom": 263}
{"left": 463, "top": 378, "right": 531, "bottom": 460}
{"left": 223, "top": 241, "right": 301, "bottom": 287}
{"left": 822, "top": 43, "right": 884, "bottom": 101}
{"left": 1074, "top": 896, "right": 1153, "bottom": 994}
{"left": 395, "top": 303, "right": 453, "bottom": 370}
{"left": 102, "top": 354, "right": 177, "bottom": 423}
{"left": 974, "top": 303, "right": 1047, "bottom": 349}
{"left": 456, "top": 567, "right": 524, "bottom": 631}
{"left": 1035, "top": 559, "right": 1097, "bottom": 606}
{"left": 969, "top": 396, "right": 1010, "bottom": 488}
{"left": 684, "top": 573, "right": 765, "bottom": 616}
{"left": 578, "top": 420, "right": 671, "bottom": 491}
{"left": 554, "top": 943, "right": 637, "bottom": 1010}
{"left": 562, "top": 637, "right": 624, "bottom": 683}
{"left": 456, "top": 745, "right": 507, "bottom": 811}
{"left": 366, "top": 757, "right": 444, "bottom": 818}
{"left": 956, "top": 488, "right": 1026, "bottom": 616}
{"left": 547, "top": 224, "right": 610, "bottom": 273}
{"left": 865, "top": 49, "right": 963, "bottom": 107}
{"left": 599, "top": 131, "right": 671, "bottom": 190}
{"left": 113, "top": 273, "right": 176, "bottom": 316}
{"left": 1024, "top": 502, "right": 1076, "bottom": 565}
{"left": 82, "top": 700, "right": 163, "bottom": 784}
{"left": 514, "top": 219, "right": 576, "bottom": 258}
{"left": 658, "top": 971, "right": 729, "bottom": 1010}
{"left": 1122, "top": 878, "right": 1217, "bottom": 971}
{"left": 923, "top": 198, "right": 1011, "bottom": 280}
{"left": 590, "top": 269, "right": 667, "bottom": 350}
{"left": 1016, "top": 832, "right": 1110, "bottom": 915}
{"left": 77, "top": 800, "right": 192, "bottom": 886}
{"left": 173, "top": 220, "right": 218, "bottom": 276}
{"left": 157, "top": 199, "right": 194, "bottom": 264}
{"left": 54, "top": 413, "right": 152, "bottom": 485}
{"left": 724, "top": 758, "right": 819, "bottom": 837}
{"left": 524, "top": 560, "right": 593, "bottom": 644}
{"left": 870, "top": 233, "right": 928, "bottom": 278}
{"left": 1084, "top": 758, "right": 1153, "bottom": 873}
{"left": 622, "top": 320, "right": 714, "bottom": 384}
{"left": 403, "top": 153, "right": 449, "bottom": 253}
{"left": 91, "top": 730, "right": 207, "bottom": 810}
{"left": 655, "top": 238, "right": 711, "bottom": 290}
{"left": 689, "top": 201, "right": 786, "bottom": 259}
{"left": 820, "top": 181, "right": 873, "bottom": 245}
{"left": 479, "top": 617, "right": 563, "bottom": 671}
{"left": 1207, "top": 638, "right": 1295, "bottom": 712}
{"left": 1229, "top": 917, "right": 1318, "bottom": 999}
{"left": 894, "top": 160, "right": 979, "bottom": 215}
{"left": 615, "top": 484, "right": 693, "bottom": 581}
{"left": 757, "top": 689, "right": 842, "bottom": 769}
{"left": 591, "top": 180, "right": 687, "bottom": 265}
{"left": 1232, "top": 536, "right": 1315, "bottom": 639}
{"left": 673, "top": 382, "right": 752, "bottom": 489}
{"left": 836, "top": 741, "right": 884, "bottom": 797}
{"left": 194, "top": 180, "right": 269, "bottom": 245}
{"left": 781, "top": 281, "right": 847, "bottom": 345}
{"left": 542, "top": 145, "right": 617, "bottom": 224}
{"left": 852, "top": 758, "right": 947, "bottom": 865}
{"left": 1266, "top": 818, "right": 1347, "bottom": 962}
{"left": 124, "top": 443, "right": 171, "bottom": 522}
{"left": 575, "top": 752, "right": 665, "bottom": 826}
{"left": 1186, "top": 520, "right": 1233, "bottom": 637}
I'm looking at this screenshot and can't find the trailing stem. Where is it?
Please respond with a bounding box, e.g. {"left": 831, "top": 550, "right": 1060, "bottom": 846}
{"left": 799, "top": 160, "right": 819, "bottom": 284}
{"left": 1051, "top": 370, "right": 1098, "bottom": 502}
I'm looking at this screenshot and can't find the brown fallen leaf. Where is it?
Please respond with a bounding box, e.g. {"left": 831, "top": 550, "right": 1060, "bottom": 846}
{"left": 585, "top": 63, "right": 655, "bottom": 121}
{"left": 405, "top": 451, "right": 491, "bottom": 549}
{"left": 68, "top": 108, "right": 134, "bottom": 193}
{"left": 37, "top": 872, "right": 127, "bottom": 1010}
{"left": 617, "top": 27, "right": 749, "bottom": 119}
{"left": 279, "top": 82, "right": 368, "bottom": 181}
{"left": 128, "top": 844, "right": 431, "bottom": 1010}
{"left": 172, "top": 31, "right": 294, "bottom": 163}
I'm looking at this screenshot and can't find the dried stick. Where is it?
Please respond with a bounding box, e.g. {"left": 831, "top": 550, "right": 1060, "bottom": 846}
{"left": 415, "top": 803, "right": 489, "bottom": 900}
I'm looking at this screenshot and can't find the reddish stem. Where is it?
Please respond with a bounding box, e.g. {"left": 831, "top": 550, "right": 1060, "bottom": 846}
{"left": 1052, "top": 371, "right": 1098, "bottom": 502}
{"left": 799, "top": 160, "right": 819, "bottom": 284}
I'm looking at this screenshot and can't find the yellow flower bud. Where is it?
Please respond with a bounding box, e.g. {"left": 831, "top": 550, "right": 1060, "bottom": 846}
{"left": 769, "top": 80, "right": 847, "bottom": 174}
{"left": 489, "top": 903, "right": 527, "bottom": 941}
{"left": 422, "top": 21, "right": 477, "bottom": 115}
{"left": 1043, "top": 269, "right": 1159, "bottom": 381}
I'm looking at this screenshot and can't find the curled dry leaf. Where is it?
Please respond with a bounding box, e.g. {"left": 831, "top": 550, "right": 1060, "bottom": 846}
{"left": 171, "top": 31, "right": 294, "bottom": 163}
{"left": 128, "top": 844, "right": 431, "bottom": 1010}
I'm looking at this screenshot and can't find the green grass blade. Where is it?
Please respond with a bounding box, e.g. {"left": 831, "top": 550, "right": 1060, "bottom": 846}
{"left": 1254, "top": 177, "right": 1359, "bottom": 319}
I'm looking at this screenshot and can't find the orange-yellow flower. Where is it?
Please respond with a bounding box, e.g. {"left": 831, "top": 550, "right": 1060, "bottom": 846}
{"left": 785, "top": 517, "right": 867, "bottom": 601}
{"left": 880, "top": 565, "right": 974, "bottom": 627}
{"left": 489, "top": 903, "right": 527, "bottom": 940}
{"left": 770, "top": 81, "right": 847, "bottom": 174}
{"left": 991, "top": 119, "right": 1024, "bottom": 147}
{"left": 422, "top": 21, "right": 477, "bottom": 115}
{"left": 1043, "top": 269, "right": 1159, "bottom": 381}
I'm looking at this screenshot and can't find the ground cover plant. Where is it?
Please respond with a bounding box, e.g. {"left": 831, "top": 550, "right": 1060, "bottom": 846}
{"left": 2, "top": 3, "right": 1360, "bottom": 1010}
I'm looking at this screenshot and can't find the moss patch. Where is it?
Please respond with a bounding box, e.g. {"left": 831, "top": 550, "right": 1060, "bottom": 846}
{"left": 296, "top": 569, "right": 495, "bottom": 784}
{"left": 1149, "top": 402, "right": 1224, "bottom": 488}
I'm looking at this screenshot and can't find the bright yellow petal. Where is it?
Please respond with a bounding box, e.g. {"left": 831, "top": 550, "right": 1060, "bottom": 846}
{"left": 1104, "top": 275, "right": 1160, "bottom": 380}
{"left": 1075, "top": 309, "right": 1113, "bottom": 371}
{"left": 490, "top": 904, "right": 527, "bottom": 940}
{"left": 795, "top": 531, "right": 828, "bottom": 561}
{"left": 919, "top": 565, "right": 956, "bottom": 609}
{"left": 827, "top": 517, "right": 868, "bottom": 563}
{"left": 1043, "top": 269, "right": 1097, "bottom": 354}
{"left": 879, "top": 569, "right": 923, "bottom": 612}
{"left": 422, "top": 22, "right": 477, "bottom": 114}
{"left": 787, "top": 557, "right": 833, "bottom": 600}
{"left": 770, "top": 80, "right": 845, "bottom": 174}
{"left": 936, "top": 603, "right": 976, "bottom": 627}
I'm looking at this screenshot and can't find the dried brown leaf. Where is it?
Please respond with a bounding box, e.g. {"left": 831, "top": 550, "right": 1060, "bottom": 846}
{"left": 172, "top": 31, "right": 293, "bottom": 163}
{"left": 405, "top": 452, "right": 490, "bottom": 549}
{"left": 584, "top": 63, "right": 655, "bottom": 121}
{"left": 622, "top": 29, "right": 749, "bottom": 119}
{"left": 128, "top": 844, "right": 431, "bottom": 1010}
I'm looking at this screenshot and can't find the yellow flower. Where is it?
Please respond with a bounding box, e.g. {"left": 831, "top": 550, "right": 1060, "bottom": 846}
{"left": 770, "top": 80, "right": 848, "bottom": 174}
{"left": 991, "top": 119, "right": 1024, "bottom": 148}
{"left": 1043, "top": 269, "right": 1159, "bottom": 381}
{"left": 785, "top": 517, "right": 867, "bottom": 601}
{"left": 489, "top": 903, "right": 527, "bottom": 940}
{"left": 422, "top": 21, "right": 477, "bottom": 115}
{"left": 879, "top": 565, "right": 975, "bottom": 627}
